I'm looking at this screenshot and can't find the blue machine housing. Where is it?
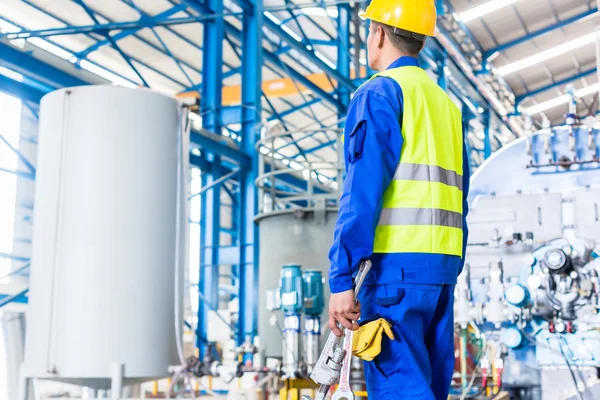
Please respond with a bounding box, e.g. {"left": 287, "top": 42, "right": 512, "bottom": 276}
{"left": 279, "top": 264, "right": 304, "bottom": 315}
{"left": 302, "top": 269, "right": 325, "bottom": 317}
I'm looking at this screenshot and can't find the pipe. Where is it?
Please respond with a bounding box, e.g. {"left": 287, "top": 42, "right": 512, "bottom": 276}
{"left": 174, "top": 106, "right": 191, "bottom": 367}
{"left": 460, "top": 328, "right": 468, "bottom": 390}
{"left": 110, "top": 363, "right": 124, "bottom": 400}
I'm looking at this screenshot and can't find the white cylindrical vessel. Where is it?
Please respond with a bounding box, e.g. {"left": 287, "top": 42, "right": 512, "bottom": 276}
{"left": 24, "top": 86, "right": 180, "bottom": 388}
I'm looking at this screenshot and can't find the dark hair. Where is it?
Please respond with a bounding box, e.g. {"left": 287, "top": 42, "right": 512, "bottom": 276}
{"left": 372, "top": 21, "right": 425, "bottom": 56}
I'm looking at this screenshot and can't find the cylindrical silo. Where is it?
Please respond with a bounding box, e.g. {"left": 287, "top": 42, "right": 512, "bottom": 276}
{"left": 23, "top": 86, "right": 181, "bottom": 389}
{"left": 257, "top": 209, "right": 337, "bottom": 358}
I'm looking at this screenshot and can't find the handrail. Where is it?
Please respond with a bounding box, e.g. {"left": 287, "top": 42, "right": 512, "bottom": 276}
{"left": 194, "top": 286, "right": 237, "bottom": 336}
{"left": 256, "top": 125, "right": 344, "bottom": 217}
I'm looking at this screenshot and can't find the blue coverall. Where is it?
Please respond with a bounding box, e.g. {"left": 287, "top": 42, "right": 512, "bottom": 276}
{"left": 328, "top": 56, "right": 470, "bottom": 400}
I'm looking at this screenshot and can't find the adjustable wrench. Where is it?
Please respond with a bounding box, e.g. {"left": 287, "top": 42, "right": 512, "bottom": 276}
{"left": 302, "top": 260, "right": 372, "bottom": 400}
{"left": 331, "top": 328, "right": 355, "bottom": 400}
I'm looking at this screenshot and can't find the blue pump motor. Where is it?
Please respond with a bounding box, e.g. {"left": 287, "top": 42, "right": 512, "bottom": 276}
{"left": 303, "top": 270, "right": 325, "bottom": 317}
{"left": 279, "top": 264, "right": 304, "bottom": 315}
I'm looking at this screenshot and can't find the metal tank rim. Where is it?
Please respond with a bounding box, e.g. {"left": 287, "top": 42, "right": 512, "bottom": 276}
{"left": 253, "top": 206, "right": 339, "bottom": 223}
{"left": 40, "top": 84, "right": 179, "bottom": 103}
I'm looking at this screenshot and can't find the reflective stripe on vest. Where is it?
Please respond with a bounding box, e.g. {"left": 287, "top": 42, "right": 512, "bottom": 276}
{"left": 370, "top": 66, "right": 464, "bottom": 257}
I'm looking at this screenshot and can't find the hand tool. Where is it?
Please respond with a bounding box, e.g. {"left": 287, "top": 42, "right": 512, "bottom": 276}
{"left": 331, "top": 327, "right": 355, "bottom": 400}
{"left": 301, "top": 260, "right": 372, "bottom": 400}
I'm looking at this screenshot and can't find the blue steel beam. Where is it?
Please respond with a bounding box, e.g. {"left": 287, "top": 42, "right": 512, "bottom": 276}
{"left": 198, "top": 0, "right": 225, "bottom": 356}
{"left": 0, "top": 289, "right": 29, "bottom": 309}
{"left": 0, "top": 253, "right": 29, "bottom": 262}
{"left": 238, "top": 0, "right": 262, "bottom": 348}
{"left": 261, "top": 16, "right": 356, "bottom": 92}
{"left": 76, "top": 4, "right": 187, "bottom": 57}
{"left": 18, "top": 2, "right": 188, "bottom": 88}
{"left": 73, "top": 0, "right": 149, "bottom": 87}
{"left": 190, "top": 130, "right": 251, "bottom": 167}
{"left": 0, "top": 42, "right": 87, "bottom": 89}
{"left": 0, "top": 75, "right": 45, "bottom": 104}
{"left": 267, "top": 98, "right": 323, "bottom": 121}
{"left": 483, "top": 110, "right": 492, "bottom": 160}
{"left": 179, "top": 0, "right": 342, "bottom": 109}
{"left": 337, "top": 3, "right": 351, "bottom": 110}
{"left": 515, "top": 67, "right": 597, "bottom": 104}
{"left": 484, "top": 8, "right": 598, "bottom": 57}
{"left": 201, "top": 0, "right": 225, "bottom": 133}
{"left": 0, "top": 133, "right": 36, "bottom": 175}
{"left": 1, "top": 14, "right": 240, "bottom": 39}
{"left": 198, "top": 163, "right": 222, "bottom": 352}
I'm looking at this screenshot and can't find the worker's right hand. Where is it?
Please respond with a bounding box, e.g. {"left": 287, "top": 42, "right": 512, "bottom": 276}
{"left": 328, "top": 290, "right": 361, "bottom": 337}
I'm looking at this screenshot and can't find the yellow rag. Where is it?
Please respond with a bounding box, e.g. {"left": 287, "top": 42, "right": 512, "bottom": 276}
{"left": 352, "top": 318, "right": 395, "bottom": 361}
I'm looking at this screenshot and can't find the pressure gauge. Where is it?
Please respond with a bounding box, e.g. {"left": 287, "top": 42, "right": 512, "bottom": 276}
{"left": 544, "top": 249, "right": 572, "bottom": 275}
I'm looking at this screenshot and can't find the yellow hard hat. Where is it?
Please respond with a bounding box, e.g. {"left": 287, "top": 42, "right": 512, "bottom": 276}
{"left": 360, "top": 0, "right": 437, "bottom": 38}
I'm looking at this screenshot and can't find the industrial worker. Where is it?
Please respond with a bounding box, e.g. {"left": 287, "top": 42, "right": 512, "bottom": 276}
{"left": 327, "top": 1, "right": 470, "bottom": 399}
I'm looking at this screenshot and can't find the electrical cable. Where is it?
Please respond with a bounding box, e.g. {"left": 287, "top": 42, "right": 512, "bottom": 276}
{"left": 558, "top": 334, "right": 585, "bottom": 400}
{"left": 459, "top": 342, "right": 488, "bottom": 400}
{"left": 519, "top": 326, "right": 587, "bottom": 400}
{"left": 194, "top": 378, "right": 227, "bottom": 398}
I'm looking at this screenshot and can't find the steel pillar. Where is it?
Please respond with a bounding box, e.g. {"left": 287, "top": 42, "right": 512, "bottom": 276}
{"left": 198, "top": 162, "right": 222, "bottom": 352}
{"left": 337, "top": 3, "right": 352, "bottom": 112}
{"left": 483, "top": 110, "right": 492, "bottom": 160}
{"left": 438, "top": 54, "right": 447, "bottom": 91}
{"left": 462, "top": 103, "right": 475, "bottom": 168}
{"left": 237, "top": 0, "right": 262, "bottom": 348}
{"left": 201, "top": 0, "right": 224, "bottom": 132}
{"left": 197, "top": 0, "right": 225, "bottom": 356}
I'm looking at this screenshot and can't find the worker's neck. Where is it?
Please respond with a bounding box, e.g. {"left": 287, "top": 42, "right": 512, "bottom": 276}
{"left": 378, "top": 50, "right": 414, "bottom": 71}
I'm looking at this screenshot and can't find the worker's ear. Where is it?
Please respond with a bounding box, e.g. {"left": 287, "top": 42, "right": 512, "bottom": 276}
{"left": 377, "top": 26, "right": 385, "bottom": 49}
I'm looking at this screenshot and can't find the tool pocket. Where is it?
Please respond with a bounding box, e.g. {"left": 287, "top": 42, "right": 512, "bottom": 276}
{"left": 376, "top": 288, "right": 405, "bottom": 307}
{"left": 346, "top": 121, "right": 366, "bottom": 164}
{"left": 360, "top": 285, "right": 418, "bottom": 388}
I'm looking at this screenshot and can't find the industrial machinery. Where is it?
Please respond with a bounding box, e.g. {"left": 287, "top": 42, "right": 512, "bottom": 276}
{"left": 457, "top": 105, "right": 600, "bottom": 399}
{"left": 255, "top": 126, "right": 342, "bottom": 361}
{"left": 267, "top": 265, "right": 326, "bottom": 379}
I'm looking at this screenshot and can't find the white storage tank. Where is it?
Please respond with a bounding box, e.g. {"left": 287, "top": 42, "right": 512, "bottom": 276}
{"left": 23, "top": 86, "right": 181, "bottom": 389}
{"left": 257, "top": 209, "right": 336, "bottom": 358}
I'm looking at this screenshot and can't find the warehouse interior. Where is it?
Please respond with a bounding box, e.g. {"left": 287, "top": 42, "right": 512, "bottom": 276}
{"left": 1, "top": 0, "right": 600, "bottom": 399}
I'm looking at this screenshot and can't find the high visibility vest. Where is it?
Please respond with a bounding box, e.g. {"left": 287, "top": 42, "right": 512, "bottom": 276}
{"left": 371, "top": 66, "right": 464, "bottom": 257}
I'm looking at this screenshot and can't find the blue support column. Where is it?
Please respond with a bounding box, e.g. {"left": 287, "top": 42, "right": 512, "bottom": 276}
{"left": 483, "top": 110, "right": 492, "bottom": 160}
{"left": 436, "top": 0, "right": 445, "bottom": 17}
{"left": 201, "top": 0, "right": 224, "bottom": 133}
{"left": 337, "top": 3, "right": 351, "bottom": 112}
{"left": 238, "top": 0, "right": 262, "bottom": 349}
{"left": 462, "top": 103, "right": 475, "bottom": 168}
{"left": 198, "top": 0, "right": 225, "bottom": 356}
{"left": 437, "top": 54, "right": 447, "bottom": 91}
{"left": 198, "top": 164, "right": 221, "bottom": 352}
